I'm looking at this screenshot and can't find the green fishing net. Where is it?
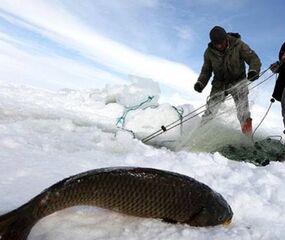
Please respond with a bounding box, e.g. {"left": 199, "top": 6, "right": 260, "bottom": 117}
{"left": 217, "top": 138, "right": 285, "bottom": 166}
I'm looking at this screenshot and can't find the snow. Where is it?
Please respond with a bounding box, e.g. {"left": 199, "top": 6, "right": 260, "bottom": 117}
{"left": 0, "top": 81, "right": 285, "bottom": 240}
{"left": 115, "top": 75, "right": 160, "bottom": 108}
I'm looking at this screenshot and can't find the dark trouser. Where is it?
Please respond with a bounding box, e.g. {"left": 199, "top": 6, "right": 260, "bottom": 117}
{"left": 201, "top": 84, "right": 250, "bottom": 126}
{"left": 281, "top": 89, "right": 285, "bottom": 128}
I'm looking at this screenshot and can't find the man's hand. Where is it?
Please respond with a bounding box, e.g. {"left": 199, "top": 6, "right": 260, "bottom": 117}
{"left": 194, "top": 81, "right": 203, "bottom": 93}
{"left": 247, "top": 70, "right": 259, "bottom": 81}
{"left": 270, "top": 61, "right": 280, "bottom": 73}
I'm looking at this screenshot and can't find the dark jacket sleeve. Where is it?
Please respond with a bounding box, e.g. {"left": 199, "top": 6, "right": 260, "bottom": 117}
{"left": 197, "top": 50, "right": 212, "bottom": 89}
{"left": 272, "top": 43, "right": 285, "bottom": 101}
{"left": 239, "top": 41, "right": 261, "bottom": 73}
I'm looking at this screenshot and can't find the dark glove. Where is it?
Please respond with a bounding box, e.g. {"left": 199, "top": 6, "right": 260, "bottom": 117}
{"left": 270, "top": 61, "right": 280, "bottom": 73}
{"left": 194, "top": 81, "right": 203, "bottom": 93}
{"left": 247, "top": 70, "right": 259, "bottom": 81}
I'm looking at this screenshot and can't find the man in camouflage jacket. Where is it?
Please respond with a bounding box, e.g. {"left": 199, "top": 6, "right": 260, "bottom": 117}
{"left": 194, "top": 26, "right": 261, "bottom": 136}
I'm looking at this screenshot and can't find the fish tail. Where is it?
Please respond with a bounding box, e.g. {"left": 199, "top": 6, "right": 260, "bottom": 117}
{"left": 0, "top": 203, "right": 35, "bottom": 240}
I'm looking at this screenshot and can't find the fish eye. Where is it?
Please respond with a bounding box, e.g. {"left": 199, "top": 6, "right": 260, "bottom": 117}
{"left": 218, "top": 216, "right": 224, "bottom": 221}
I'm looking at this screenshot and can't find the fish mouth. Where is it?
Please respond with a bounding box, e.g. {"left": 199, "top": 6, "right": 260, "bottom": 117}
{"left": 223, "top": 219, "right": 232, "bottom": 226}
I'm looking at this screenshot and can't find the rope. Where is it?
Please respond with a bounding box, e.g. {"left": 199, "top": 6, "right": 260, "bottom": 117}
{"left": 142, "top": 108, "right": 206, "bottom": 143}
{"left": 251, "top": 98, "right": 275, "bottom": 142}
{"left": 142, "top": 68, "right": 274, "bottom": 143}
{"left": 250, "top": 71, "right": 282, "bottom": 143}
{"left": 212, "top": 72, "right": 276, "bottom": 120}
{"left": 116, "top": 96, "right": 155, "bottom": 127}
{"left": 142, "top": 68, "right": 270, "bottom": 141}
{"left": 142, "top": 104, "right": 206, "bottom": 142}
{"left": 171, "top": 106, "right": 184, "bottom": 135}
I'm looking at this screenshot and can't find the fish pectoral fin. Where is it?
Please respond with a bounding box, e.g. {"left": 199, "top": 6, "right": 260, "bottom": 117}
{"left": 162, "top": 218, "right": 178, "bottom": 224}
{"left": 183, "top": 207, "right": 205, "bottom": 226}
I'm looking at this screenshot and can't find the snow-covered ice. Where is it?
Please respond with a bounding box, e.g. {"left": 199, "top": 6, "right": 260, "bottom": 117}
{"left": 0, "top": 81, "right": 285, "bottom": 240}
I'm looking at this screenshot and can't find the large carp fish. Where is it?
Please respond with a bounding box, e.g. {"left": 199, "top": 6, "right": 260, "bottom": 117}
{"left": 0, "top": 167, "right": 233, "bottom": 240}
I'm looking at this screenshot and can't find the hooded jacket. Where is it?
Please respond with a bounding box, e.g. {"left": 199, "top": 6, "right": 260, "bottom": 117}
{"left": 197, "top": 33, "right": 261, "bottom": 91}
{"left": 272, "top": 42, "right": 285, "bottom": 101}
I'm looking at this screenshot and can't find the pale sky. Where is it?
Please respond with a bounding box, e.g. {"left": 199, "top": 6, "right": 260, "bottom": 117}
{"left": 0, "top": 0, "right": 284, "bottom": 123}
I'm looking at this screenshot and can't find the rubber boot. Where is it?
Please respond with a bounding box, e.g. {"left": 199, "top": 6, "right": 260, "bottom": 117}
{"left": 241, "top": 118, "right": 252, "bottom": 137}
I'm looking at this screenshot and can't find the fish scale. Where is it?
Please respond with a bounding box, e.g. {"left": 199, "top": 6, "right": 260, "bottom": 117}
{"left": 0, "top": 167, "right": 233, "bottom": 240}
